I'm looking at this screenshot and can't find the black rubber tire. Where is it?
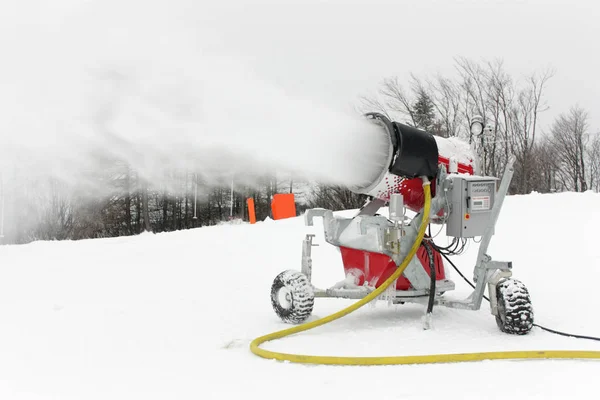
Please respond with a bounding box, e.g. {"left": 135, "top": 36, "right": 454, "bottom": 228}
{"left": 270, "top": 270, "right": 314, "bottom": 324}
{"left": 495, "top": 278, "right": 534, "bottom": 335}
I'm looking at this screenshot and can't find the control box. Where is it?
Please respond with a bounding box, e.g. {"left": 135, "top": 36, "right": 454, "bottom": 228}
{"left": 446, "top": 176, "right": 498, "bottom": 238}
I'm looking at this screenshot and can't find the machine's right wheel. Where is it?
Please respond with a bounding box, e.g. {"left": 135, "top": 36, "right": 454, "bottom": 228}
{"left": 270, "top": 270, "right": 314, "bottom": 324}
{"left": 495, "top": 278, "right": 534, "bottom": 335}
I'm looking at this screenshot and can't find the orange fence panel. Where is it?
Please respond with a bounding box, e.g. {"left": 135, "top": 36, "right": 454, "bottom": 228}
{"left": 247, "top": 198, "right": 256, "bottom": 224}
{"left": 271, "top": 193, "right": 297, "bottom": 220}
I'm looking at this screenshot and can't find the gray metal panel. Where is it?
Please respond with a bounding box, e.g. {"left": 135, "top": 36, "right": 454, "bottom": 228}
{"left": 446, "top": 176, "right": 498, "bottom": 238}
{"left": 402, "top": 256, "right": 433, "bottom": 290}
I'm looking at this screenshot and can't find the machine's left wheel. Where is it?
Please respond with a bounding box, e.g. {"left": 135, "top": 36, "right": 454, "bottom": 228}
{"left": 270, "top": 270, "right": 314, "bottom": 324}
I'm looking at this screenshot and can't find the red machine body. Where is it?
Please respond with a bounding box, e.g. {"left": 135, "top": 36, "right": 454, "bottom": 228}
{"left": 340, "top": 244, "right": 445, "bottom": 289}
{"left": 339, "top": 155, "right": 474, "bottom": 290}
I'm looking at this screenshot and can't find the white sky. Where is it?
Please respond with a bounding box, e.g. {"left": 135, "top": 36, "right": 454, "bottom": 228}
{"left": 202, "top": 0, "right": 600, "bottom": 132}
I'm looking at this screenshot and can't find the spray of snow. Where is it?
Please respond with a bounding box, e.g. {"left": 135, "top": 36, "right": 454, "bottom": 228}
{"left": 0, "top": 0, "right": 389, "bottom": 192}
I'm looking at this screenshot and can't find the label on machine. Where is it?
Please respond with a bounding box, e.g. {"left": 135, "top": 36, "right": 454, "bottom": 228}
{"left": 471, "top": 196, "right": 490, "bottom": 211}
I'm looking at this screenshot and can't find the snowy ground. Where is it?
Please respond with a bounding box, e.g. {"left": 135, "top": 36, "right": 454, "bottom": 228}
{"left": 1, "top": 191, "right": 599, "bottom": 400}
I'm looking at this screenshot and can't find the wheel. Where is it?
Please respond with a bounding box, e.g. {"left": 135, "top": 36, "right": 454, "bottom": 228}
{"left": 495, "top": 278, "right": 534, "bottom": 335}
{"left": 270, "top": 270, "right": 314, "bottom": 324}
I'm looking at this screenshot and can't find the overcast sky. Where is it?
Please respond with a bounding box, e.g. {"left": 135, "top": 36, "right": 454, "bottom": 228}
{"left": 1, "top": 0, "right": 598, "bottom": 188}
{"left": 202, "top": 0, "right": 600, "bottom": 132}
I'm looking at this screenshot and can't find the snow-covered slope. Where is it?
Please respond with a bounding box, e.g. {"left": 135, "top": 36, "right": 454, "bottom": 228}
{"left": 0, "top": 192, "right": 599, "bottom": 400}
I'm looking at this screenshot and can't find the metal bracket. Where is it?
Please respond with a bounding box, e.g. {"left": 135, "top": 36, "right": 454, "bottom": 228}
{"left": 301, "top": 234, "right": 318, "bottom": 283}
{"left": 487, "top": 268, "right": 513, "bottom": 316}
{"left": 355, "top": 198, "right": 386, "bottom": 217}
{"left": 304, "top": 209, "right": 329, "bottom": 226}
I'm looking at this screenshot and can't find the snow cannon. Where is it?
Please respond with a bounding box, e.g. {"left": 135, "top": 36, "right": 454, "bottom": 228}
{"left": 268, "top": 112, "right": 534, "bottom": 336}
{"left": 350, "top": 112, "right": 477, "bottom": 213}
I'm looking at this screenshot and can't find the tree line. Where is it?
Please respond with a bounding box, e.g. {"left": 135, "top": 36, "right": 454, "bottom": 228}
{"left": 0, "top": 167, "right": 308, "bottom": 244}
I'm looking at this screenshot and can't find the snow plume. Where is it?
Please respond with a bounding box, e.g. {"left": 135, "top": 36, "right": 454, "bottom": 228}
{"left": 0, "top": 0, "right": 390, "bottom": 197}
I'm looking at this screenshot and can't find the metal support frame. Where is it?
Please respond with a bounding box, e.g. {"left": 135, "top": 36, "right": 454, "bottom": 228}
{"left": 436, "top": 159, "right": 515, "bottom": 311}
{"left": 313, "top": 278, "right": 456, "bottom": 300}
{"left": 301, "top": 234, "right": 317, "bottom": 283}
{"left": 301, "top": 160, "right": 516, "bottom": 316}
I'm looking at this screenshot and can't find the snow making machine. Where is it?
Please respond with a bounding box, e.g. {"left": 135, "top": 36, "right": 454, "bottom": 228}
{"left": 269, "top": 112, "right": 534, "bottom": 334}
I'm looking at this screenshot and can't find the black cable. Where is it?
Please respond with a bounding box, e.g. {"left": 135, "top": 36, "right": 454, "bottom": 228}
{"left": 531, "top": 324, "right": 600, "bottom": 341}
{"left": 423, "top": 242, "right": 436, "bottom": 315}
{"left": 439, "top": 252, "right": 600, "bottom": 342}
{"left": 429, "top": 237, "right": 463, "bottom": 256}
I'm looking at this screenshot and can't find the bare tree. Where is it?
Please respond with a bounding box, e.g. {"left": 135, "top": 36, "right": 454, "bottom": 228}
{"left": 34, "top": 178, "right": 74, "bottom": 240}
{"left": 141, "top": 178, "right": 151, "bottom": 231}
{"left": 586, "top": 132, "right": 600, "bottom": 192}
{"left": 527, "top": 138, "right": 561, "bottom": 193}
{"left": 379, "top": 76, "right": 418, "bottom": 126}
{"left": 483, "top": 59, "right": 515, "bottom": 177}
{"left": 455, "top": 57, "right": 489, "bottom": 132}
{"left": 549, "top": 106, "right": 590, "bottom": 192}
{"left": 510, "top": 68, "right": 554, "bottom": 193}
{"left": 428, "top": 74, "right": 463, "bottom": 138}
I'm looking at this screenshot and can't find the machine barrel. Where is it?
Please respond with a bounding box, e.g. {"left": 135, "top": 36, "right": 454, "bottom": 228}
{"left": 350, "top": 113, "right": 477, "bottom": 212}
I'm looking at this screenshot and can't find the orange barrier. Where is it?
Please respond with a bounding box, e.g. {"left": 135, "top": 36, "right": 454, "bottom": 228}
{"left": 271, "top": 193, "right": 296, "bottom": 220}
{"left": 247, "top": 198, "right": 256, "bottom": 224}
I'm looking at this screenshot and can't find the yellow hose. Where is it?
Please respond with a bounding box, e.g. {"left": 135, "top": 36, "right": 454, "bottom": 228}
{"left": 250, "top": 181, "right": 600, "bottom": 365}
